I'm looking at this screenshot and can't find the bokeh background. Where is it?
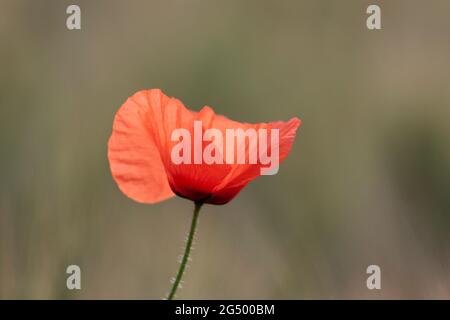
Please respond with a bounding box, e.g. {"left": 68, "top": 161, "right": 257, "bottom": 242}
{"left": 1, "top": 0, "right": 450, "bottom": 299}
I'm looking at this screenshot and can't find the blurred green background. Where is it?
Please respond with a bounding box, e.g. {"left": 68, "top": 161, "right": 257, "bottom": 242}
{"left": 1, "top": 0, "right": 450, "bottom": 299}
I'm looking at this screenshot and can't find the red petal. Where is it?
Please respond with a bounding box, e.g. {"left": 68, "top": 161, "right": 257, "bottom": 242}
{"left": 162, "top": 106, "right": 234, "bottom": 202}
{"left": 107, "top": 89, "right": 175, "bottom": 203}
{"left": 165, "top": 105, "right": 302, "bottom": 204}
{"left": 209, "top": 117, "right": 302, "bottom": 204}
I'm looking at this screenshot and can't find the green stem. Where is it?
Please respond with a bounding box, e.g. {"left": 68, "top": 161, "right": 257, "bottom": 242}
{"left": 167, "top": 202, "right": 203, "bottom": 300}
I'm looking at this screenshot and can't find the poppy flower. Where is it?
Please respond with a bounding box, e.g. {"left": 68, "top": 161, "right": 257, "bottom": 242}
{"left": 107, "top": 89, "right": 301, "bottom": 299}
{"left": 108, "top": 89, "right": 301, "bottom": 205}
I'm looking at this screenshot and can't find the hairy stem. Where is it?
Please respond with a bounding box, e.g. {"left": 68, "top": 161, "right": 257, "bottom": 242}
{"left": 167, "top": 202, "right": 203, "bottom": 300}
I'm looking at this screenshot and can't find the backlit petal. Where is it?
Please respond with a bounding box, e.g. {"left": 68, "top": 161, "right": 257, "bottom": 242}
{"left": 108, "top": 89, "right": 175, "bottom": 203}
{"left": 209, "top": 117, "right": 302, "bottom": 204}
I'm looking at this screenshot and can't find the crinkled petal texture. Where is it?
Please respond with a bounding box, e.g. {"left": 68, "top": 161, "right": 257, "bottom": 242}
{"left": 108, "top": 89, "right": 301, "bottom": 205}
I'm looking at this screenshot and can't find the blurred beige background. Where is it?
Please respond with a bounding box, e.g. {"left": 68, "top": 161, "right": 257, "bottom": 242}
{"left": 1, "top": 0, "right": 450, "bottom": 299}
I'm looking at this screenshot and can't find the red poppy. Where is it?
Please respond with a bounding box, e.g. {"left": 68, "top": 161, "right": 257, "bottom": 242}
{"left": 108, "top": 89, "right": 301, "bottom": 205}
